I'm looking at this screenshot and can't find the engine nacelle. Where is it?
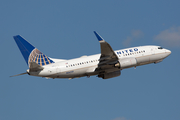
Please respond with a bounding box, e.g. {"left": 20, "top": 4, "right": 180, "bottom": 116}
{"left": 98, "top": 70, "right": 121, "bottom": 79}
{"left": 114, "top": 58, "right": 137, "bottom": 69}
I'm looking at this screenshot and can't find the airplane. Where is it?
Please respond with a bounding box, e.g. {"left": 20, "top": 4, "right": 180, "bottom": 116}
{"left": 11, "top": 31, "right": 171, "bottom": 79}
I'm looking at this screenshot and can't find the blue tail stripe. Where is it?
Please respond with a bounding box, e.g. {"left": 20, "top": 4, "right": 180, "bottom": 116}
{"left": 49, "top": 59, "right": 54, "bottom": 63}
{"left": 44, "top": 56, "right": 48, "bottom": 62}
{"left": 46, "top": 61, "right": 49, "bottom": 64}
{"left": 13, "top": 35, "right": 35, "bottom": 65}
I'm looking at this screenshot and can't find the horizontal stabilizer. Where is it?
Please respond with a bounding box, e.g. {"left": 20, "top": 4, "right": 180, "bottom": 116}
{"left": 10, "top": 72, "right": 28, "bottom": 77}
{"left": 29, "top": 62, "right": 44, "bottom": 72}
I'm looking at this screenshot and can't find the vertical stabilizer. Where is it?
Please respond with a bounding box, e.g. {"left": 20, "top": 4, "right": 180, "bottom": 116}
{"left": 13, "top": 35, "right": 54, "bottom": 67}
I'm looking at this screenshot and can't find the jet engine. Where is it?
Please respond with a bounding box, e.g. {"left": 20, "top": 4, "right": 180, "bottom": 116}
{"left": 114, "top": 57, "right": 137, "bottom": 69}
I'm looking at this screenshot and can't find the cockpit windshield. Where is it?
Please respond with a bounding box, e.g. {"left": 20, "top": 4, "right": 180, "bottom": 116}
{"left": 158, "top": 46, "right": 163, "bottom": 49}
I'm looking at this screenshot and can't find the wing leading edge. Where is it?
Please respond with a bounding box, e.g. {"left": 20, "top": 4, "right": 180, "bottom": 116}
{"left": 94, "top": 31, "right": 120, "bottom": 79}
{"left": 94, "top": 31, "right": 119, "bottom": 63}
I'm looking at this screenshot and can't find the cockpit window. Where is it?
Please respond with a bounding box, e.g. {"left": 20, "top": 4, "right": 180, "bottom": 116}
{"left": 158, "top": 46, "right": 163, "bottom": 49}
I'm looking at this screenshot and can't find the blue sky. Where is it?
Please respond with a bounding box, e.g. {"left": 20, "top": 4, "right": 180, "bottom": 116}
{"left": 1, "top": 0, "right": 180, "bottom": 120}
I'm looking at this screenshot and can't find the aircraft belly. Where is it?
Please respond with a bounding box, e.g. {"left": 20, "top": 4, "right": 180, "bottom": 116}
{"left": 136, "top": 53, "right": 166, "bottom": 66}
{"left": 149, "top": 53, "right": 165, "bottom": 62}
{"left": 136, "top": 55, "right": 150, "bottom": 64}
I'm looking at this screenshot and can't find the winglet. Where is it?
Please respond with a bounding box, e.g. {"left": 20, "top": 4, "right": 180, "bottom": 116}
{"left": 94, "top": 31, "right": 104, "bottom": 41}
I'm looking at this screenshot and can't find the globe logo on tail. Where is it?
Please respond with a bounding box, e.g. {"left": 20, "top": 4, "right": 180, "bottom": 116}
{"left": 28, "top": 48, "right": 54, "bottom": 66}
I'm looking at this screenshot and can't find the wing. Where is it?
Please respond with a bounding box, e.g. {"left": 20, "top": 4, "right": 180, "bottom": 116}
{"left": 94, "top": 31, "right": 119, "bottom": 72}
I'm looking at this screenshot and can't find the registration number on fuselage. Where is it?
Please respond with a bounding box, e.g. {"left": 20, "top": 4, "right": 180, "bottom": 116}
{"left": 66, "top": 71, "right": 74, "bottom": 74}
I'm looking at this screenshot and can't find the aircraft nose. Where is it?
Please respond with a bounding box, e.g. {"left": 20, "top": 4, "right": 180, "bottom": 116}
{"left": 165, "top": 49, "right": 171, "bottom": 56}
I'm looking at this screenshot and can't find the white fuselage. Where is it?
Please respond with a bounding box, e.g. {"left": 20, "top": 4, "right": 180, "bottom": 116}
{"left": 28, "top": 45, "right": 171, "bottom": 79}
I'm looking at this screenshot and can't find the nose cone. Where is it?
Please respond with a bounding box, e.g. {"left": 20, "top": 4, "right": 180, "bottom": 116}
{"left": 166, "top": 49, "right": 171, "bottom": 56}
{"left": 166, "top": 50, "right": 171, "bottom": 55}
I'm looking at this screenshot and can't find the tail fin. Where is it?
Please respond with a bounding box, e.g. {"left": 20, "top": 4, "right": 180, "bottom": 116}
{"left": 13, "top": 35, "right": 54, "bottom": 67}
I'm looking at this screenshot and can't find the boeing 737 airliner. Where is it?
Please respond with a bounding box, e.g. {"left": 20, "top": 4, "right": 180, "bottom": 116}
{"left": 11, "top": 31, "right": 171, "bottom": 79}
